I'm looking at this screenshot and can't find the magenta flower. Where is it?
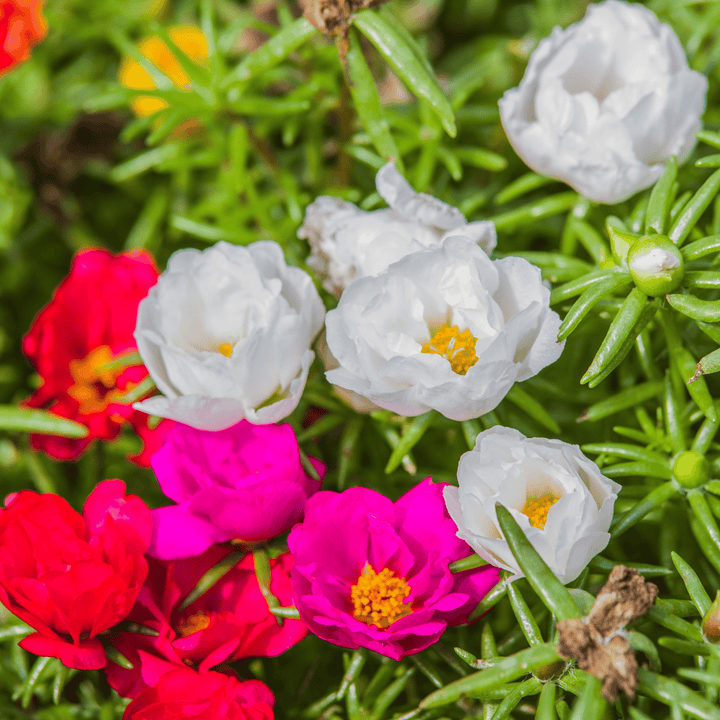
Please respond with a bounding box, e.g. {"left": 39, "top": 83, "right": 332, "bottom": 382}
{"left": 288, "top": 478, "right": 500, "bottom": 660}
{"left": 149, "top": 421, "right": 325, "bottom": 559}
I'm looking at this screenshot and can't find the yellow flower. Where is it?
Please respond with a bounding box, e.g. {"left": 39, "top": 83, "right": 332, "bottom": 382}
{"left": 118, "top": 26, "right": 208, "bottom": 119}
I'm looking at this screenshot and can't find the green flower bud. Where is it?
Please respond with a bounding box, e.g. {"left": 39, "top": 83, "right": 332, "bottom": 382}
{"left": 673, "top": 451, "right": 710, "bottom": 489}
{"left": 627, "top": 235, "right": 684, "bottom": 297}
{"left": 703, "top": 590, "right": 720, "bottom": 643}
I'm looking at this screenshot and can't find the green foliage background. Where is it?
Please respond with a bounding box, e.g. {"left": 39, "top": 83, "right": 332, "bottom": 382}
{"left": 3, "top": 0, "right": 720, "bottom": 717}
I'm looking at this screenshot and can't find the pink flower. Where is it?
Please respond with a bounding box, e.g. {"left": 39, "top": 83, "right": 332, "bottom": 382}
{"left": 288, "top": 478, "right": 499, "bottom": 660}
{"left": 105, "top": 547, "right": 307, "bottom": 699}
{"left": 149, "top": 421, "right": 324, "bottom": 559}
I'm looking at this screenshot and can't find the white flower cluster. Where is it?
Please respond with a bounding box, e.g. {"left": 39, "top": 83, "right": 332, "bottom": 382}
{"left": 299, "top": 162, "right": 496, "bottom": 297}
{"left": 500, "top": 0, "right": 707, "bottom": 204}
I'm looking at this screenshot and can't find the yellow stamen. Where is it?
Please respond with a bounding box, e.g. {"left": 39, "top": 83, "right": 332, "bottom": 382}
{"left": 67, "top": 346, "right": 136, "bottom": 414}
{"left": 218, "top": 343, "right": 234, "bottom": 358}
{"left": 176, "top": 611, "right": 211, "bottom": 637}
{"left": 522, "top": 492, "right": 560, "bottom": 530}
{"left": 421, "top": 324, "right": 478, "bottom": 375}
{"left": 351, "top": 565, "right": 412, "bottom": 628}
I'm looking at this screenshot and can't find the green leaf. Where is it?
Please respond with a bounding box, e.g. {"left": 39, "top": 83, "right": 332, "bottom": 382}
{"left": 536, "top": 681, "right": 557, "bottom": 720}
{"left": 693, "top": 348, "right": 720, "bottom": 381}
{"left": 21, "top": 656, "right": 53, "bottom": 709}
{"left": 569, "top": 675, "right": 606, "bottom": 720}
{"left": 494, "top": 172, "right": 556, "bottom": 206}
{"left": 336, "top": 650, "right": 367, "bottom": 701}
{"left": 489, "top": 193, "right": 579, "bottom": 232}
{"left": 253, "top": 547, "right": 281, "bottom": 614}
{"left": 682, "top": 234, "right": 720, "bottom": 261}
{"left": 668, "top": 294, "right": 720, "bottom": 323}
{"left": 688, "top": 491, "right": 720, "bottom": 568}
{"left": 345, "top": 28, "right": 400, "bottom": 165}
{"left": 495, "top": 505, "right": 581, "bottom": 620}
{"left": 0, "top": 407, "right": 88, "bottom": 438}
{"left": 638, "top": 668, "right": 720, "bottom": 720}
{"left": 490, "top": 676, "right": 542, "bottom": 720}
{"left": 454, "top": 147, "right": 507, "bottom": 172}
{"left": 570, "top": 217, "right": 611, "bottom": 265}
{"left": 468, "top": 578, "right": 507, "bottom": 621}
{"left": 353, "top": 11, "right": 456, "bottom": 137}
{"left": 371, "top": 667, "right": 415, "bottom": 720}
{"left": 337, "top": 416, "right": 363, "bottom": 490}
{"left": 669, "top": 168, "right": 720, "bottom": 247}
{"left": 419, "top": 643, "right": 559, "bottom": 709}
{"left": 180, "top": 550, "right": 244, "bottom": 610}
{"left": 110, "top": 143, "right": 181, "bottom": 182}
{"left": 109, "top": 375, "right": 156, "bottom": 405}
{"left": 580, "top": 288, "right": 651, "bottom": 386}
{"left": 384, "top": 411, "right": 436, "bottom": 474}
{"left": 550, "top": 269, "right": 619, "bottom": 304}
{"left": 589, "top": 556, "right": 672, "bottom": 578}
{"left": 628, "top": 631, "right": 662, "bottom": 672}
{"left": 557, "top": 271, "right": 633, "bottom": 341}
{"left": 581, "top": 443, "right": 666, "bottom": 464}
{"left": 125, "top": 186, "right": 169, "bottom": 251}
{"left": 577, "top": 381, "right": 663, "bottom": 422}
{"left": 610, "top": 482, "right": 678, "bottom": 538}
{"left": 505, "top": 385, "right": 561, "bottom": 434}
{"left": 222, "top": 18, "right": 317, "bottom": 86}
{"left": 602, "top": 461, "right": 672, "bottom": 480}
{"left": 449, "top": 554, "right": 488, "bottom": 573}
{"left": 606, "top": 224, "right": 638, "bottom": 266}
{"left": 507, "top": 581, "right": 543, "bottom": 646}
{"left": 646, "top": 156, "right": 678, "bottom": 234}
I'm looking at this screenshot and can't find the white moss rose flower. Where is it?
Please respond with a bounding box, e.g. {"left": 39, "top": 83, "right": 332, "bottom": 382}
{"left": 324, "top": 237, "right": 564, "bottom": 420}
{"left": 133, "top": 241, "right": 325, "bottom": 430}
{"left": 444, "top": 427, "right": 621, "bottom": 583}
{"left": 299, "top": 162, "right": 497, "bottom": 297}
{"left": 499, "top": 0, "right": 707, "bottom": 204}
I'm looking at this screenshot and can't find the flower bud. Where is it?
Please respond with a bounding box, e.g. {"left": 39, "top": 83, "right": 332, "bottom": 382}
{"left": 627, "top": 235, "right": 684, "bottom": 297}
{"left": 703, "top": 590, "right": 720, "bottom": 643}
{"left": 672, "top": 451, "right": 710, "bottom": 489}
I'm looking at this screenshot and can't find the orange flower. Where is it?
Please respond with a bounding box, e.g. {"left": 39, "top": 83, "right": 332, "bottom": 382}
{"left": 0, "top": 0, "right": 46, "bottom": 76}
{"left": 118, "top": 26, "right": 208, "bottom": 119}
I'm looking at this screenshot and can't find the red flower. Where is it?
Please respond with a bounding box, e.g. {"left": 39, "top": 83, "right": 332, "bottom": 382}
{"left": 0, "top": 0, "right": 46, "bottom": 76}
{"left": 105, "top": 546, "right": 306, "bottom": 698}
{"left": 23, "top": 247, "right": 170, "bottom": 465}
{"left": 123, "top": 665, "right": 274, "bottom": 720}
{"left": 0, "top": 480, "right": 152, "bottom": 670}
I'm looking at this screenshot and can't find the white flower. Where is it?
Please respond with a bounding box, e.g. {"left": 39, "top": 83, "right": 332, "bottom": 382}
{"left": 324, "top": 237, "right": 564, "bottom": 420}
{"left": 444, "top": 427, "right": 621, "bottom": 584}
{"left": 298, "top": 162, "right": 497, "bottom": 297}
{"left": 133, "top": 241, "right": 325, "bottom": 430}
{"left": 499, "top": 0, "right": 707, "bottom": 204}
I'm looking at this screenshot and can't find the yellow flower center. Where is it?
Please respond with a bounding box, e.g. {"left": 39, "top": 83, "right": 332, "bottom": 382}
{"left": 218, "top": 343, "right": 234, "bottom": 358}
{"left": 522, "top": 492, "right": 560, "bottom": 530}
{"left": 67, "top": 346, "right": 136, "bottom": 414}
{"left": 350, "top": 565, "right": 412, "bottom": 628}
{"left": 421, "top": 324, "right": 478, "bottom": 375}
{"left": 176, "top": 611, "right": 211, "bottom": 637}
